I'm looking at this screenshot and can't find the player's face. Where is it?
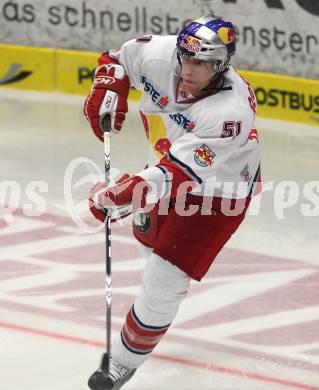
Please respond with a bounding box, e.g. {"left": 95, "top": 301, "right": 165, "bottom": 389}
{"left": 180, "top": 58, "right": 214, "bottom": 96}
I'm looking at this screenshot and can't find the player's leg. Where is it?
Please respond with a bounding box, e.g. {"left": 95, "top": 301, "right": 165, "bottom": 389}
{"left": 88, "top": 253, "right": 190, "bottom": 389}
{"left": 112, "top": 253, "right": 191, "bottom": 367}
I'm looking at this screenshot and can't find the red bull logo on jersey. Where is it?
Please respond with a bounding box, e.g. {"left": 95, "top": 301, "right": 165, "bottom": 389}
{"left": 194, "top": 144, "right": 216, "bottom": 167}
{"left": 141, "top": 75, "right": 169, "bottom": 109}
{"left": 169, "top": 113, "right": 196, "bottom": 132}
{"left": 218, "top": 27, "right": 235, "bottom": 45}
{"left": 154, "top": 137, "right": 171, "bottom": 156}
{"left": 180, "top": 34, "right": 202, "bottom": 54}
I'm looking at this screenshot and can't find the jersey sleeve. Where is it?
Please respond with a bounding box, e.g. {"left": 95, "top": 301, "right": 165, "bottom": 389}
{"left": 109, "top": 36, "right": 152, "bottom": 90}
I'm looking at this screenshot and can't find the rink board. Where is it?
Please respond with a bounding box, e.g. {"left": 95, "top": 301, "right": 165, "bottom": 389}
{"left": 0, "top": 43, "right": 318, "bottom": 127}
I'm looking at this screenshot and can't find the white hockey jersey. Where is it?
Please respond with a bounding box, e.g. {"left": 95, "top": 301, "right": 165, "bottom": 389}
{"left": 111, "top": 35, "right": 261, "bottom": 199}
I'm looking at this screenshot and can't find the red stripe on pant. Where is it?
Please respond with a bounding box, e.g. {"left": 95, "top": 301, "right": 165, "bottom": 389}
{"left": 121, "top": 306, "right": 170, "bottom": 354}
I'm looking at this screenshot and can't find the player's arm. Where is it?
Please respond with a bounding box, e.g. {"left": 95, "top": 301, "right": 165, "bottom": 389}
{"left": 83, "top": 38, "right": 149, "bottom": 142}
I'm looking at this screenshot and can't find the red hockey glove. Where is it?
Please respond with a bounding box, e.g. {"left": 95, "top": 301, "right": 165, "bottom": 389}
{"left": 84, "top": 54, "right": 130, "bottom": 141}
{"left": 88, "top": 174, "right": 150, "bottom": 223}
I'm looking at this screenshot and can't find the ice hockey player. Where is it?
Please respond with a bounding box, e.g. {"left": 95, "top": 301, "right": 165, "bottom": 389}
{"left": 84, "top": 13, "right": 261, "bottom": 390}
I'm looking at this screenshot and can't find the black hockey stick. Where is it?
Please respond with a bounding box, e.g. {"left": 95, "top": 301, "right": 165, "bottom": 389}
{"left": 102, "top": 114, "right": 112, "bottom": 373}
{"left": 87, "top": 115, "right": 113, "bottom": 389}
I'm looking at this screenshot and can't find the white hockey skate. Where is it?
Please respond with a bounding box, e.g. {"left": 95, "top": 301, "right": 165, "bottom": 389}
{"left": 88, "top": 353, "right": 136, "bottom": 390}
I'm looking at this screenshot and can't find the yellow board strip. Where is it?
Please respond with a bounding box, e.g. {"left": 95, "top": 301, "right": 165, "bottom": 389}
{"left": 0, "top": 44, "right": 55, "bottom": 91}
{"left": 55, "top": 49, "right": 99, "bottom": 95}
{"left": 240, "top": 70, "right": 319, "bottom": 126}
{"left": 0, "top": 44, "right": 318, "bottom": 126}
